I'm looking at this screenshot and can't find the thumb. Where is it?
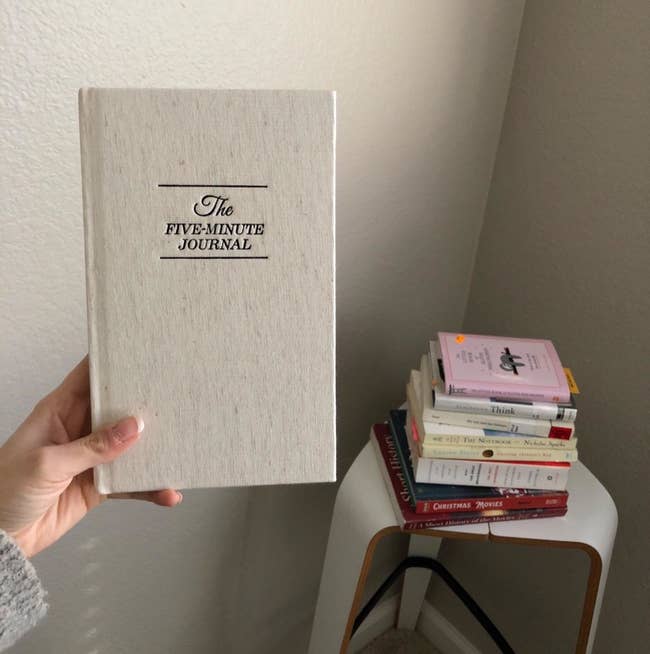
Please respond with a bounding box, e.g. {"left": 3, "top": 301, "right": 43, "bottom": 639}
{"left": 52, "top": 416, "right": 143, "bottom": 478}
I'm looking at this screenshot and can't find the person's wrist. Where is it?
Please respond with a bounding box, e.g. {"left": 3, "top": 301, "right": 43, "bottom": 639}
{"left": 1, "top": 524, "right": 32, "bottom": 558}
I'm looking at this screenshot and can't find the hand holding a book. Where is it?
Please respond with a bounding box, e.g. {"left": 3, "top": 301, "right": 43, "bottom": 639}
{"left": 0, "top": 356, "right": 182, "bottom": 557}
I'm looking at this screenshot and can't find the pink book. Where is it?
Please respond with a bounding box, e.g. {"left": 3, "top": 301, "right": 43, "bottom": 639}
{"left": 438, "top": 333, "right": 570, "bottom": 403}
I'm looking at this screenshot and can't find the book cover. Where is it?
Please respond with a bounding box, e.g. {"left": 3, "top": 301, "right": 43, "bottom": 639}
{"left": 371, "top": 423, "right": 568, "bottom": 530}
{"left": 388, "top": 410, "right": 568, "bottom": 514}
{"left": 438, "top": 332, "right": 570, "bottom": 403}
{"left": 80, "top": 88, "right": 336, "bottom": 493}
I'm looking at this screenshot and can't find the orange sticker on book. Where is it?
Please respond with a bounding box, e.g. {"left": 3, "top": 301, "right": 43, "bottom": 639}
{"left": 564, "top": 367, "right": 580, "bottom": 394}
{"left": 455, "top": 334, "right": 465, "bottom": 343}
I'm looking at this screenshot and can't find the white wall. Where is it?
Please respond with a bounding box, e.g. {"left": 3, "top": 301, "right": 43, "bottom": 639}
{"left": 0, "top": 2, "right": 524, "bottom": 652}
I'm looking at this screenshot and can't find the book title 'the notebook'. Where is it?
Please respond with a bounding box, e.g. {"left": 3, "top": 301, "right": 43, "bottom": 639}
{"left": 161, "top": 191, "right": 267, "bottom": 258}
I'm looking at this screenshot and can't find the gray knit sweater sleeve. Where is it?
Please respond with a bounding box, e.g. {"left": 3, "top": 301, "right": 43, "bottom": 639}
{"left": 0, "top": 530, "right": 47, "bottom": 651}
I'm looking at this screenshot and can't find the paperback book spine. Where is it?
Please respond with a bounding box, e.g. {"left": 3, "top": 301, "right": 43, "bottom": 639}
{"left": 413, "top": 456, "right": 571, "bottom": 490}
{"left": 431, "top": 390, "right": 577, "bottom": 422}
{"left": 418, "top": 423, "right": 577, "bottom": 449}
{"left": 422, "top": 407, "right": 574, "bottom": 439}
{"left": 419, "top": 442, "right": 578, "bottom": 462}
{"left": 446, "top": 382, "right": 564, "bottom": 404}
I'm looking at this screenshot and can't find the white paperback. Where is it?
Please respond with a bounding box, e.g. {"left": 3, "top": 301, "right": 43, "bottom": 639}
{"left": 80, "top": 88, "right": 336, "bottom": 493}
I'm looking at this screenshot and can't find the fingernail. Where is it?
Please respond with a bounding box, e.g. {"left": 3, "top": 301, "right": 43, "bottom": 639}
{"left": 176, "top": 492, "right": 183, "bottom": 504}
{"left": 111, "top": 417, "right": 141, "bottom": 444}
{"left": 136, "top": 416, "right": 145, "bottom": 433}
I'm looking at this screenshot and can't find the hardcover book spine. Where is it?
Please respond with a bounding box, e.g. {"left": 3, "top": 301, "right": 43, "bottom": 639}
{"left": 431, "top": 391, "right": 577, "bottom": 422}
{"left": 414, "top": 493, "right": 568, "bottom": 514}
{"left": 413, "top": 457, "right": 570, "bottom": 490}
{"left": 402, "top": 507, "right": 568, "bottom": 531}
{"left": 370, "top": 427, "right": 414, "bottom": 528}
{"left": 391, "top": 415, "right": 420, "bottom": 511}
{"left": 421, "top": 408, "right": 575, "bottom": 439}
{"left": 78, "top": 89, "right": 111, "bottom": 494}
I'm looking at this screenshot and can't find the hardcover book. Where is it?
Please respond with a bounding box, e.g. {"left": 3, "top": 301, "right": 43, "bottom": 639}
{"left": 371, "top": 423, "right": 568, "bottom": 530}
{"left": 438, "top": 332, "right": 570, "bottom": 403}
{"left": 388, "top": 410, "right": 568, "bottom": 514}
{"left": 79, "top": 88, "right": 336, "bottom": 493}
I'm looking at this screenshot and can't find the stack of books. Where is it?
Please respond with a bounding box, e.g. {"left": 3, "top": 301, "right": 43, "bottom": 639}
{"left": 372, "top": 332, "right": 579, "bottom": 530}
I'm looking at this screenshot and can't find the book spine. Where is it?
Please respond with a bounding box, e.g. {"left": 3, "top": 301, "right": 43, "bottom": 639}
{"left": 78, "top": 89, "right": 111, "bottom": 495}
{"left": 432, "top": 391, "right": 577, "bottom": 421}
{"left": 421, "top": 408, "right": 575, "bottom": 439}
{"left": 391, "top": 414, "right": 420, "bottom": 509}
{"left": 402, "top": 507, "right": 568, "bottom": 531}
{"left": 420, "top": 431, "right": 577, "bottom": 449}
{"left": 414, "top": 492, "right": 568, "bottom": 514}
{"left": 420, "top": 443, "right": 577, "bottom": 462}
{"left": 446, "top": 381, "right": 567, "bottom": 404}
{"left": 370, "top": 428, "right": 413, "bottom": 529}
{"left": 413, "top": 458, "right": 570, "bottom": 490}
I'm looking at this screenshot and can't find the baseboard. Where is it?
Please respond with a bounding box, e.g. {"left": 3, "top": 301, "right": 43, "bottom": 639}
{"left": 417, "top": 600, "right": 482, "bottom": 654}
{"left": 347, "top": 593, "right": 400, "bottom": 653}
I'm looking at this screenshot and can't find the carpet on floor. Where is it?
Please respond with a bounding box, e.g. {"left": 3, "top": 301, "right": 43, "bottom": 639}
{"left": 358, "top": 628, "right": 442, "bottom": 653}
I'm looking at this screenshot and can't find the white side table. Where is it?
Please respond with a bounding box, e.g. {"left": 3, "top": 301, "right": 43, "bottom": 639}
{"left": 308, "top": 442, "right": 617, "bottom": 654}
